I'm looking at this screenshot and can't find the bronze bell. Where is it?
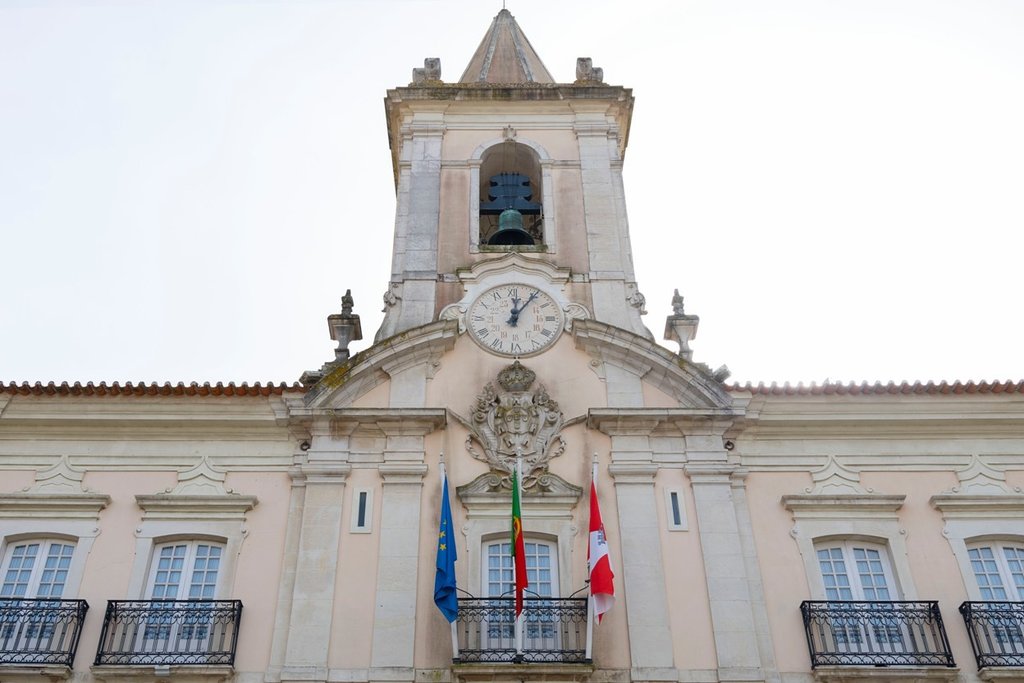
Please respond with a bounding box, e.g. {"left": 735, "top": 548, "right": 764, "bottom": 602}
{"left": 488, "top": 209, "right": 535, "bottom": 246}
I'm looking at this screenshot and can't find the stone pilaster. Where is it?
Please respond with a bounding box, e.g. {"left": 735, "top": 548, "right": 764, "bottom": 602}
{"left": 608, "top": 461, "right": 676, "bottom": 681}
{"left": 685, "top": 463, "right": 764, "bottom": 683}
{"left": 280, "top": 462, "right": 351, "bottom": 683}
{"left": 380, "top": 114, "right": 445, "bottom": 340}
{"left": 574, "top": 112, "right": 646, "bottom": 338}
{"left": 369, "top": 463, "right": 428, "bottom": 681}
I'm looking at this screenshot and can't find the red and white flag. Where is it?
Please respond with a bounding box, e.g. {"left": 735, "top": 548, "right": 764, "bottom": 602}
{"left": 588, "top": 463, "right": 615, "bottom": 623}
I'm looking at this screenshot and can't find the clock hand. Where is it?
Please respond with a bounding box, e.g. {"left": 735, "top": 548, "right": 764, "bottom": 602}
{"left": 517, "top": 292, "right": 538, "bottom": 316}
{"left": 506, "top": 296, "right": 522, "bottom": 327}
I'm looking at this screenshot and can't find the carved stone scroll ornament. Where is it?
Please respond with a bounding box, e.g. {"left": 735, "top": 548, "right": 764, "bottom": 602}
{"left": 464, "top": 361, "right": 566, "bottom": 489}
{"left": 381, "top": 282, "right": 401, "bottom": 313}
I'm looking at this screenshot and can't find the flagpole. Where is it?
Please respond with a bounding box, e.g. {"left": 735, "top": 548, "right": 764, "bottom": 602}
{"left": 514, "top": 454, "right": 524, "bottom": 659}
{"left": 440, "top": 456, "right": 460, "bottom": 661}
{"left": 585, "top": 454, "right": 597, "bottom": 660}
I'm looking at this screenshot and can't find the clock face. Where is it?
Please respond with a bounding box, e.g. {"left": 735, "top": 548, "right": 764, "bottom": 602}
{"left": 467, "top": 284, "right": 564, "bottom": 357}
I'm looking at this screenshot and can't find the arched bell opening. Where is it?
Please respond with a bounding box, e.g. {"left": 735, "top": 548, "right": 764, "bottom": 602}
{"left": 479, "top": 141, "right": 543, "bottom": 247}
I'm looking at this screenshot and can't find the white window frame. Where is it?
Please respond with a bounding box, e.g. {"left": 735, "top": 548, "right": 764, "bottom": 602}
{"left": 350, "top": 488, "right": 374, "bottom": 534}
{"left": 0, "top": 538, "right": 77, "bottom": 599}
{"left": 0, "top": 537, "right": 81, "bottom": 652}
{"left": 664, "top": 487, "right": 688, "bottom": 531}
{"left": 812, "top": 540, "right": 910, "bottom": 651}
{"left": 480, "top": 536, "right": 561, "bottom": 651}
{"left": 145, "top": 540, "right": 226, "bottom": 601}
{"left": 130, "top": 539, "right": 228, "bottom": 657}
{"left": 814, "top": 540, "right": 901, "bottom": 601}
{"left": 481, "top": 537, "right": 559, "bottom": 598}
{"left": 965, "top": 541, "right": 1024, "bottom": 601}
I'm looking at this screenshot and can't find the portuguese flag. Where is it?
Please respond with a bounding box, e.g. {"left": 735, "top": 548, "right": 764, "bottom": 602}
{"left": 511, "top": 464, "right": 528, "bottom": 617}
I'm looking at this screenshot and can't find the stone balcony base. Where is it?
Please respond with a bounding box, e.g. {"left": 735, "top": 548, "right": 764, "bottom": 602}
{"left": 91, "top": 664, "right": 234, "bottom": 682}
{"left": 452, "top": 662, "right": 595, "bottom": 683}
{"left": 979, "top": 668, "right": 1024, "bottom": 682}
{"left": 811, "top": 666, "right": 959, "bottom": 683}
{"left": 0, "top": 663, "right": 73, "bottom": 682}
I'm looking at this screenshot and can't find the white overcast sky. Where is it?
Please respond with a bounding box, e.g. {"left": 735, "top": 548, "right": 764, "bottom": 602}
{"left": 1, "top": 0, "right": 1022, "bottom": 385}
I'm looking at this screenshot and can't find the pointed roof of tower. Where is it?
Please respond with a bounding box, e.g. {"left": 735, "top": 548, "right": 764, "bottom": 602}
{"left": 459, "top": 9, "right": 555, "bottom": 84}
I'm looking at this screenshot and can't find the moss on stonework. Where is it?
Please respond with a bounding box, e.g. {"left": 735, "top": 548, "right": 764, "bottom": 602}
{"left": 320, "top": 362, "right": 353, "bottom": 391}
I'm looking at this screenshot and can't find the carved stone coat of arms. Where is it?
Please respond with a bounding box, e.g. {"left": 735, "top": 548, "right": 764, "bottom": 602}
{"left": 463, "top": 361, "right": 566, "bottom": 489}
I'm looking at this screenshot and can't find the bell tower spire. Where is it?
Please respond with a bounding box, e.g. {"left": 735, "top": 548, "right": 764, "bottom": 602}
{"left": 459, "top": 8, "right": 554, "bottom": 84}
{"left": 377, "top": 10, "right": 649, "bottom": 343}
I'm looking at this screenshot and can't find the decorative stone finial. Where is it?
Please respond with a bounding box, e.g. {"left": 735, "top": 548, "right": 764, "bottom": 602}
{"left": 327, "top": 289, "right": 363, "bottom": 361}
{"left": 575, "top": 57, "right": 604, "bottom": 84}
{"left": 664, "top": 289, "right": 700, "bottom": 361}
{"left": 412, "top": 58, "right": 442, "bottom": 85}
{"left": 672, "top": 289, "right": 685, "bottom": 315}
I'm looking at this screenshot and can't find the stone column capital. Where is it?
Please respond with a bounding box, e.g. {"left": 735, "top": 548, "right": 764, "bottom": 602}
{"left": 608, "top": 462, "right": 659, "bottom": 483}
{"left": 684, "top": 462, "right": 740, "bottom": 484}
{"left": 329, "top": 408, "right": 447, "bottom": 436}
{"left": 296, "top": 463, "right": 351, "bottom": 484}
{"left": 379, "top": 463, "right": 428, "bottom": 484}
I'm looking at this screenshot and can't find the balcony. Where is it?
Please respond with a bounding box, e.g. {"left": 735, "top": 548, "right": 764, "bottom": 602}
{"left": 454, "top": 596, "right": 589, "bottom": 664}
{"left": 800, "top": 601, "right": 956, "bottom": 668}
{"left": 94, "top": 600, "right": 242, "bottom": 666}
{"left": 0, "top": 598, "right": 88, "bottom": 667}
{"left": 959, "top": 601, "right": 1024, "bottom": 669}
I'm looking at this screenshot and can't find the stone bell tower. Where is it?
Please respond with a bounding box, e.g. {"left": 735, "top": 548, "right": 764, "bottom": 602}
{"left": 375, "top": 8, "right": 650, "bottom": 343}
{"left": 286, "top": 12, "right": 752, "bottom": 683}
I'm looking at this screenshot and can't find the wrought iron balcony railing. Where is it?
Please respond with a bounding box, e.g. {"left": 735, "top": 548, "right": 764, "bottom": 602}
{"left": 800, "top": 601, "right": 955, "bottom": 668}
{"left": 454, "top": 596, "right": 589, "bottom": 664}
{"left": 0, "top": 598, "right": 89, "bottom": 667}
{"left": 960, "top": 601, "right": 1024, "bottom": 669}
{"left": 94, "top": 599, "right": 242, "bottom": 666}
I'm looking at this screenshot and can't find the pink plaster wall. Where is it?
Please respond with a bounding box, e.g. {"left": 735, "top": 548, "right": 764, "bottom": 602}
{"left": 227, "top": 471, "right": 291, "bottom": 673}
{"left": 330, "top": 465, "right": 382, "bottom": 669}
{"left": 745, "top": 471, "right": 814, "bottom": 674}
{"left": 659, "top": 470, "right": 718, "bottom": 670}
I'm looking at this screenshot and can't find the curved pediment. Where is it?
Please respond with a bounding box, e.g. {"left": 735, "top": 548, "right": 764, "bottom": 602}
{"left": 453, "top": 252, "right": 573, "bottom": 286}
{"left": 572, "top": 318, "right": 734, "bottom": 411}
{"left": 301, "top": 309, "right": 734, "bottom": 415}
{"left": 303, "top": 319, "right": 460, "bottom": 409}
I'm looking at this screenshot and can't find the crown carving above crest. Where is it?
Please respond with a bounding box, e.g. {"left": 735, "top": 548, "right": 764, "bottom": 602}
{"left": 497, "top": 361, "right": 535, "bottom": 392}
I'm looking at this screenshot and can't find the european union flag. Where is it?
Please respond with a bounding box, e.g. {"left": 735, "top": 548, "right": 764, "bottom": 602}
{"left": 434, "top": 469, "right": 458, "bottom": 622}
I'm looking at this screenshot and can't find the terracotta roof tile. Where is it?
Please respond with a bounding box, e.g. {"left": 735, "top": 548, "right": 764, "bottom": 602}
{"left": 5, "top": 379, "right": 1021, "bottom": 399}
{"left": 727, "top": 379, "right": 1024, "bottom": 396}
{"left": 0, "top": 381, "right": 304, "bottom": 397}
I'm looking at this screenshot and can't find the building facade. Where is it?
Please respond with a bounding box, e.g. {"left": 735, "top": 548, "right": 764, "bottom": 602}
{"left": 2, "top": 10, "right": 1023, "bottom": 683}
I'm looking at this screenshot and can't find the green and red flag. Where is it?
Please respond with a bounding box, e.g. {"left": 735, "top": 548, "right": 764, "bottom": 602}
{"left": 511, "top": 464, "right": 528, "bottom": 617}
